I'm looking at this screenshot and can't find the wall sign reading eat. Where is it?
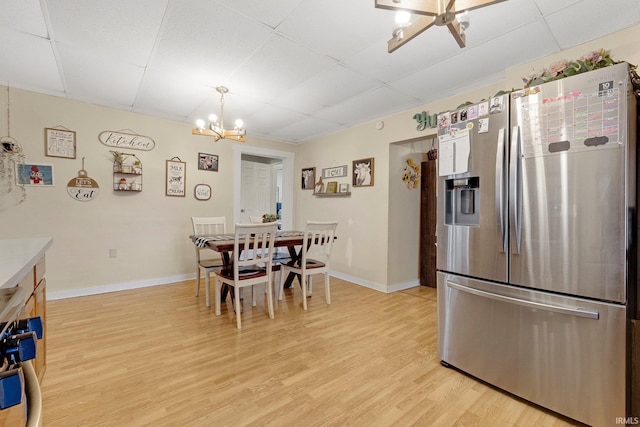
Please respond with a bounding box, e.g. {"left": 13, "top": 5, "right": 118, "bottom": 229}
{"left": 98, "top": 130, "right": 155, "bottom": 151}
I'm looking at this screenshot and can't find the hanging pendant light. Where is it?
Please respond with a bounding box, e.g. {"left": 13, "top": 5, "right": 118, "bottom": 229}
{"left": 192, "top": 86, "right": 246, "bottom": 142}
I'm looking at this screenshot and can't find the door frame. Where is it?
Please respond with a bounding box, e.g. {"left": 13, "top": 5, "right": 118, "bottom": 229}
{"left": 233, "top": 145, "right": 294, "bottom": 230}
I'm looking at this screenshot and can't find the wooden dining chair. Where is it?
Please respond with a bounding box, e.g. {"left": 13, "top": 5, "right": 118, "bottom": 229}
{"left": 214, "top": 221, "right": 278, "bottom": 329}
{"left": 278, "top": 221, "right": 337, "bottom": 310}
{"left": 191, "top": 216, "right": 226, "bottom": 307}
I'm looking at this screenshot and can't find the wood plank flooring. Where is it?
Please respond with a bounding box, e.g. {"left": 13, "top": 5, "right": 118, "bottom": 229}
{"left": 41, "top": 278, "right": 583, "bottom": 426}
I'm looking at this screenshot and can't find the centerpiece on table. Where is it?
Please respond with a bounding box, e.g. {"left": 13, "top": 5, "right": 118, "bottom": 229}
{"left": 262, "top": 213, "right": 278, "bottom": 223}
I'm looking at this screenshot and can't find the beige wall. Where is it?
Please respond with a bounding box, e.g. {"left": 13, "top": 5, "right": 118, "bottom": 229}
{"left": 1, "top": 24, "right": 638, "bottom": 297}
{"left": 0, "top": 88, "right": 295, "bottom": 298}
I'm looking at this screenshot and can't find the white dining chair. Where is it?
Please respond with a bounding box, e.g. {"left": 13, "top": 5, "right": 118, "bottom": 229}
{"left": 249, "top": 215, "right": 264, "bottom": 224}
{"left": 191, "top": 216, "right": 226, "bottom": 307}
{"left": 278, "top": 221, "right": 337, "bottom": 310}
{"left": 214, "top": 221, "right": 278, "bottom": 329}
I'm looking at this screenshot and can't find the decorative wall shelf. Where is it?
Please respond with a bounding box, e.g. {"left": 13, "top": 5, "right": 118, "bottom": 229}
{"left": 313, "top": 192, "right": 351, "bottom": 197}
{"left": 112, "top": 153, "right": 142, "bottom": 192}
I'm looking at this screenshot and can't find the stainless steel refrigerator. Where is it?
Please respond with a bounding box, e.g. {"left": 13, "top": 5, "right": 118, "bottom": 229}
{"left": 436, "top": 62, "right": 636, "bottom": 426}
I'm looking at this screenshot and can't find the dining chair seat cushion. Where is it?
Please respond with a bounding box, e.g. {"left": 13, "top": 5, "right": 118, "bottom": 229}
{"left": 218, "top": 266, "right": 267, "bottom": 280}
{"left": 198, "top": 259, "right": 224, "bottom": 269}
{"left": 284, "top": 258, "right": 325, "bottom": 269}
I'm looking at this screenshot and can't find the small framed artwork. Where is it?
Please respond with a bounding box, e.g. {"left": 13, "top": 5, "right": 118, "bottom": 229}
{"left": 339, "top": 183, "right": 349, "bottom": 193}
{"left": 45, "top": 127, "right": 76, "bottom": 159}
{"left": 166, "top": 159, "right": 186, "bottom": 197}
{"left": 322, "top": 165, "right": 348, "bottom": 179}
{"left": 198, "top": 153, "right": 218, "bottom": 171}
{"left": 194, "top": 184, "right": 211, "bottom": 201}
{"left": 301, "top": 167, "right": 315, "bottom": 190}
{"left": 16, "top": 164, "right": 54, "bottom": 186}
{"left": 325, "top": 181, "right": 338, "bottom": 193}
{"left": 352, "top": 157, "right": 374, "bottom": 187}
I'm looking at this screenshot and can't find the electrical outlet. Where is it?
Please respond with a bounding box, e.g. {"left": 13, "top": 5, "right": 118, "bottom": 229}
{"left": 109, "top": 249, "right": 117, "bottom": 258}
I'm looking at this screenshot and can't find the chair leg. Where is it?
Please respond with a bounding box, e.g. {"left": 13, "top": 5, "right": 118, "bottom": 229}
{"left": 278, "top": 268, "right": 286, "bottom": 301}
{"left": 252, "top": 285, "right": 257, "bottom": 307}
{"left": 308, "top": 275, "right": 313, "bottom": 296}
{"left": 301, "top": 272, "right": 308, "bottom": 311}
{"left": 214, "top": 277, "right": 221, "bottom": 316}
{"left": 205, "top": 271, "right": 211, "bottom": 308}
{"left": 196, "top": 267, "right": 201, "bottom": 296}
{"left": 325, "top": 272, "right": 331, "bottom": 304}
{"left": 266, "top": 279, "right": 274, "bottom": 319}
{"left": 235, "top": 286, "right": 242, "bottom": 329}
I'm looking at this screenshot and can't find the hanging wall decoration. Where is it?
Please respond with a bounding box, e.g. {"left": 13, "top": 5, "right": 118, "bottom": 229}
{"left": 0, "top": 87, "right": 26, "bottom": 210}
{"left": 402, "top": 157, "right": 421, "bottom": 189}
{"left": 45, "top": 126, "right": 76, "bottom": 158}
{"left": 166, "top": 157, "right": 186, "bottom": 197}
{"left": 98, "top": 129, "right": 155, "bottom": 151}
{"left": 67, "top": 157, "right": 99, "bottom": 201}
{"left": 194, "top": 183, "right": 211, "bottom": 201}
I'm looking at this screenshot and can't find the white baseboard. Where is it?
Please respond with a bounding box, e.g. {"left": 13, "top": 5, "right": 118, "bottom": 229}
{"left": 47, "top": 274, "right": 194, "bottom": 300}
{"left": 48, "top": 271, "right": 420, "bottom": 300}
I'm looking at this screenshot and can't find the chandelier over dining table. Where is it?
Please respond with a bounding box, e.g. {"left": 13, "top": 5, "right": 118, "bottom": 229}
{"left": 192, "top": 86, "right": 246, "bottom": 143}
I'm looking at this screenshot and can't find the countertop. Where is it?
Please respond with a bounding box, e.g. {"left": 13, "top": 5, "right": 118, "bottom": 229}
{"left": 0, "top": 238, "right": 53, "bottom": 289}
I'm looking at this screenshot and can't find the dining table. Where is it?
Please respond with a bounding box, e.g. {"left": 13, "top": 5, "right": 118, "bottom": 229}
{"left": 190, "top": 230, "right": 307, "bottom": 302}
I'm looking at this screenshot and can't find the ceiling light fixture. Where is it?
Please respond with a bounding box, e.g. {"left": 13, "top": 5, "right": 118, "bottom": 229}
{"left": 375, "top": 0, "right": 505, "bottom": 52}
{"left": 192, "top": 86, "right": 246, "bottom": 143}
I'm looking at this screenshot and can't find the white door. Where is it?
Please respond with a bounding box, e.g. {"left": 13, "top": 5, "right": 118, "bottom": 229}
{"left": 240, "top": 160, "right": 271, "bottom": 223}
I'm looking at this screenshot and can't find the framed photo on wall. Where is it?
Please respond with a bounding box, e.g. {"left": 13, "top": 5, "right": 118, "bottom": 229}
{"left": 301, "top": 167, "right": 315, "bottom": 190}
{"left": 198, "top": 153, "right": 218, "bottom": 171}
{"left": 352, "top": 157, "right": 374, "bottom": 187}
{"left": 45, "top": 127, "right": 76, "bottom": 159}
{"left": 165, "top": 159, "right": 186, "bottom": 197}
{"left": 16, "top": 164, "right": 54, "bottom": 186}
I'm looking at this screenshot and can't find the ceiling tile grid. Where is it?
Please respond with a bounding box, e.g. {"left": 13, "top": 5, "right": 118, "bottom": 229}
{"left": 0, "top": 0, "right": 637, "bottom": 143}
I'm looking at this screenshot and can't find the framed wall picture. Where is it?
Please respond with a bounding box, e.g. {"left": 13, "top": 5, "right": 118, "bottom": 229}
{"left": 194, "top": 184, "right": 211, "bottom": 201}
{"left": 45, "top": 127, "right": 76, "bottom": 159}
{"left": 301, "top": 167, "right": 315, "bottom": 190}
{"left": 198, "top": 153, "right": 219, "bottom": 171}
{"left": 325, "top": 181, "right": 338, "bottom": 193}
{"left": 16, "top": 164, "right": 54, "bottom": 186}
{"left": 352, "top": 157, "right": 374, "bottom": 187}
{"left": 165, "top": 159, "right": 186, "bottom": 197}
{"left": 322, "top": 165, "right": 348, "bottom": 179}
{"left": 339, "top": 183, "right": 349, "bottom": 193}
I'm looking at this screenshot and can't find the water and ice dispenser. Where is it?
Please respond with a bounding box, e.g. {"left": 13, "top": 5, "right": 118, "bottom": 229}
{"left": 444, "top": 177, "right": 480, "bottom": 226}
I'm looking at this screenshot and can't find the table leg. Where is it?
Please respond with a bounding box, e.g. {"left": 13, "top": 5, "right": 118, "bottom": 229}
{"left": 283, "top": 246, "right": 303, "bottom": 288}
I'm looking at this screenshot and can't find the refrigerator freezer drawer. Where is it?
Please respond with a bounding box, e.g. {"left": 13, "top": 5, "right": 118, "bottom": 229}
{"left": 438, "top": 272, "right": 627, "bottom": 426}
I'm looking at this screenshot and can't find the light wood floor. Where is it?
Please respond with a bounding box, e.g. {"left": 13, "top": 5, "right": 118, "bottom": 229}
{"left": 41, "top": 277, "right": 583, "bottom": 426}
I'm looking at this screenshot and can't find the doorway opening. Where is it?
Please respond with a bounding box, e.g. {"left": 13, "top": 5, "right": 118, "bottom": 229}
{"left": 233, "top": 145, "right": 294, "bottom": 230}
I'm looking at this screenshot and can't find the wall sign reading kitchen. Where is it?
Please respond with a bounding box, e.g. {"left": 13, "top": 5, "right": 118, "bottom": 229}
{"left": 98, "top": 130, "right": 156, "bottom": 151}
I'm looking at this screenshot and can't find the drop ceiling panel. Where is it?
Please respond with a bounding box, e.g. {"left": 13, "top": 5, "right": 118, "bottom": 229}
{"left": 271, "top": 116, "right": 347, "bottom": 143}
{"left": 245, "top": 104, "right": 310, "bottom": 135}
{"left": 272, "top": 65, "right": 382, "bottom": 114}
{"left": 391, "top": 20, "right": 559, "bottom": 103}
{"left": 314, "top": 86, "right": 420, "bottom": 125}
{"left": 47, "top": 0, "right": 168, "bottom": 66}
{"left": 0, "top": 28, "right": 63, "bottom": 93}
{"left": 134, "top": 68, "right": 210, "bottom": 119}
{"left": 151, "top": 1, "right": 274, "bottom": 83}
{"left": 532, "top": 0, "right": 582, "bottom": 16}
{"left": 276, "top": 0, "right": 393, "bottom": 60}
{"left": 57, "top": 45, "right": 145, "bottom": 107}
{"left": 0, "top": 0, "right": 48, "bottom": 37}
{"left": 230, "top": 33, "right": 337, "bottom": 102}
{"left": 544, "top": 0, "right": 640, "bottom": 49}
{"left": 214, "top": 0, "right": 305, "bottom": 28}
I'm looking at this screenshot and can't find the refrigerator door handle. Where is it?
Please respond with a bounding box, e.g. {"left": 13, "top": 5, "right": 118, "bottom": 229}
{"left": 510, "top": 126, "right": 522, "bottom": 254}
{"left": 495, "top": 128, "right": 507, "bottom": 253}
{"left": 446, "top": 281, "right": 600, "bottom": 320}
